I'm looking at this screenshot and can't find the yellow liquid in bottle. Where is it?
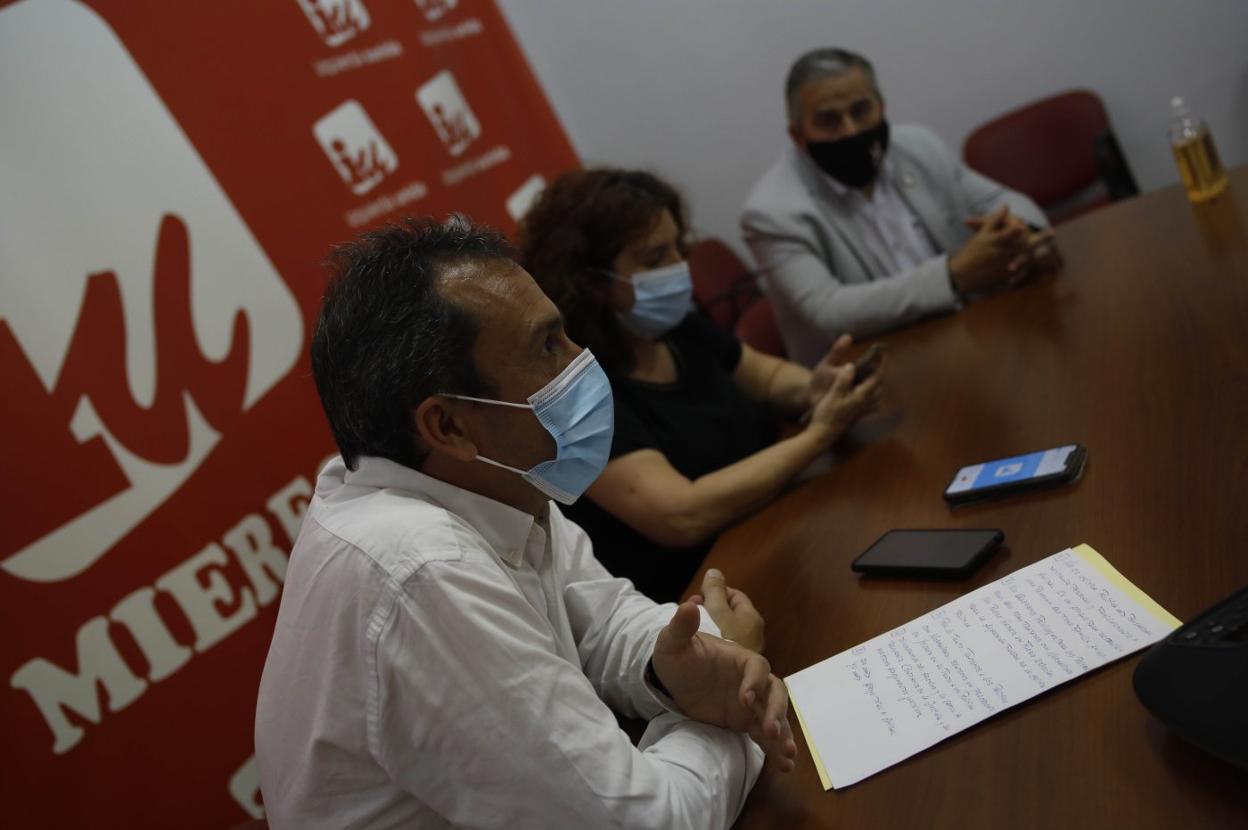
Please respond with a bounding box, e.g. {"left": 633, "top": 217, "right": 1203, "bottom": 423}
{"left": 1172, "top": 130, "right": 1229, "bottom": 203}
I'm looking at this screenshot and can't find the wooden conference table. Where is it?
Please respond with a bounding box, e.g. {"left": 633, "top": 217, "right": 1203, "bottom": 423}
{"left": 700, "top": 167, "right": 1248, "bottom": 829}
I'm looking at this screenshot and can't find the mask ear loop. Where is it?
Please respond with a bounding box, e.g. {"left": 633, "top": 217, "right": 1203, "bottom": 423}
{"left": 439, "top": 394, "right": 535, "bottom": 473}
{"left": 441, "top": 393, "right": 532, "bottom": 409}
{"left": 598, "top": 269, "right": 638, "bottom": 313}
{"left": 442, "top": 402, "right": 578, "bottom": 505}
{"left": 473, "top": 455, "right": 531, "bottom": 476}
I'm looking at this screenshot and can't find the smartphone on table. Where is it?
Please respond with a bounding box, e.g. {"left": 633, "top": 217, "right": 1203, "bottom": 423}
{"left": 851, "top": 528, "right": 1004, "bottom": 578}
{"left": 944, "top": 444, "right": 1087, "bottom": 505}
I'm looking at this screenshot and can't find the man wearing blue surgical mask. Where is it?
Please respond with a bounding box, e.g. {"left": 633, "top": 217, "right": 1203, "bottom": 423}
{"left": 741, "top": 48, "right": 1060, "bottom": 366}
{"left": 256, "top": 216, "right": 795, "bottom": 830}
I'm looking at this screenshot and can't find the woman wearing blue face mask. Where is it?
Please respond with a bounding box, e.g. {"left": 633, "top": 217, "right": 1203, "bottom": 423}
{"left": 519, "top": 169, "right": 885, "bottom": 602}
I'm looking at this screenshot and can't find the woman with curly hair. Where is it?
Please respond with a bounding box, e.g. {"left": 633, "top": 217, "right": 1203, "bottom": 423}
{"left": 518, "top": 168, "right": 883, "bottom": 602}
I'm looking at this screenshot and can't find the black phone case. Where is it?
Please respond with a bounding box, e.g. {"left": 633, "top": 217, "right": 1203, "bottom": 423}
{"left": 943, "top": 446, "right": 1087, "bottom": 506}
{"left": 851, "top": 528, "right": 1005, "bottom": 578}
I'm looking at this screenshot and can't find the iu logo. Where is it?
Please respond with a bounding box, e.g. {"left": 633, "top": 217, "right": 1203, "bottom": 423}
{"left": 295, "top": 0, "right": 371, "bottom": 48}
{"left": 416, "top": 70, "right": 481, "bottom": 157}
{"left": 0, "top": 0, "right": 304, "bottom": 583}
{"left": 415, "top": 0, "right": 458, "bottom": 22}
{"left": 313, "top": 100, "right": 399, "bottom": 196}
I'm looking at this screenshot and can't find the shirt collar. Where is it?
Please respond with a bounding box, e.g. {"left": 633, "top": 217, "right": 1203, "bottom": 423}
{"left": 341, "top": 455, "right": 538, "bottom": 568}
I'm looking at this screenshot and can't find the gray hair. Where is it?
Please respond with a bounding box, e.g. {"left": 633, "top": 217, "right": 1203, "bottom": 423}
{"left": 785, "top": 48, "right": 877, "bottom": 126}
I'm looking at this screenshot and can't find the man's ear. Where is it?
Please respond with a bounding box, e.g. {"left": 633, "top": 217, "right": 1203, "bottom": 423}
{"left": 413, "top": 395, "right": 478, "bottom": 462}
{"left": 787, "top": 121, "right": 804, "bottom": 150}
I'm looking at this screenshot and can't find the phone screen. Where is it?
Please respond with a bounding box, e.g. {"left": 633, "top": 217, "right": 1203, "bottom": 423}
{"left": 853, "top": 343, "right": 885, "bottom": 384}
{"left": 945, "top": 445, "right": 1079, "bottom": 496}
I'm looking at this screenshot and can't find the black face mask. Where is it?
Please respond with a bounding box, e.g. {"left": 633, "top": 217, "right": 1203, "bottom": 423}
{"left": 806, "top": 120, "right": 891, "bottom": 189}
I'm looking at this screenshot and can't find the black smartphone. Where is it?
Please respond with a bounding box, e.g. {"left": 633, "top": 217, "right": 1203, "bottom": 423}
{"left": 943, "top": 444, "right": 1087, "bottom": 505}
{"left": 853, "top": 342, "right": 886, "bottom": 385}
{"left": 851, "top": 528, "right": 1004, "bottom": 578}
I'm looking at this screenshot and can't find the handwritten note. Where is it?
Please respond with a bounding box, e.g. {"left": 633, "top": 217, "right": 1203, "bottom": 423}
{"left": 785, "top": 545, "right": 1181, "bottom": 789}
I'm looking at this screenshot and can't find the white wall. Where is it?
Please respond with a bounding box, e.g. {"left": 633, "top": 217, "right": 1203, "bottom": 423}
{"left": 498, "top": 0, "right": 1248, "bottom": 255}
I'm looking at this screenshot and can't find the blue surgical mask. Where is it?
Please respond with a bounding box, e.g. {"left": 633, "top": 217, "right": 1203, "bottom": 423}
{"left": 444, "top": 349, "right": 614, "bottom": 505}
{"left": 608, "top": 261, "right": 693, "bottom": 338}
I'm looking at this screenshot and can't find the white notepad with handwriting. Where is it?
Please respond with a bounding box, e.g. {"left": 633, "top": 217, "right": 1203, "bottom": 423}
{"left": 786, "top": 545, "right": 1181, "bottom": 789}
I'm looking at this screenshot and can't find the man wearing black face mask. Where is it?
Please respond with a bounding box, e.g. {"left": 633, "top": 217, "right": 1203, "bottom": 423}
{"left": 741, "top": 48, "right": 1058, "bottom": 366}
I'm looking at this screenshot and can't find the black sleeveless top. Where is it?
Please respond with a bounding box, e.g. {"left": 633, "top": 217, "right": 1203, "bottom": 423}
{"left": 562, "top": 313, "right": 777, "bottom": 601}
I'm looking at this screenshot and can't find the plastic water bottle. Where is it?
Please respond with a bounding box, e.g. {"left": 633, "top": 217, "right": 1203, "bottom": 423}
{"left": 1169, "top": 97, "right": 1229, "bottom": 203}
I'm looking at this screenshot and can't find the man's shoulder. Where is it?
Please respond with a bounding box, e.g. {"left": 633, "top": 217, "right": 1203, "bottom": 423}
{"left": 743, "top": 148, "right": 805, "bottom": 210}
{"left": 890, "top": 123, "right": 955, "bottom": 169}
{"left": 741, "top": 147, "right": 822, "bottom": 236}
{"left": 301, "top": 487, "right": 478, "bottom": 584}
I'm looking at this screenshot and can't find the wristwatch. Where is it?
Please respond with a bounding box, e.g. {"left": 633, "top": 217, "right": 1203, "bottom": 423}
{"left": 645, "top": 658, "right": 673, "bottom": 699}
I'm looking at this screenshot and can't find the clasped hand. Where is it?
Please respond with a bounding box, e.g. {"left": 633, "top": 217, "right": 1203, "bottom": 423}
{"left": 651, "top": 570, "right": 798, "bottom": 772}
{"left": 952, "top": 205, "right": 1060, "bottom": 292}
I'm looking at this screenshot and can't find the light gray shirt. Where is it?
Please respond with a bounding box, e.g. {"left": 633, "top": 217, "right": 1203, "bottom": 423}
{"left": 820, "top": 158, "right": 941, "bottom": 274}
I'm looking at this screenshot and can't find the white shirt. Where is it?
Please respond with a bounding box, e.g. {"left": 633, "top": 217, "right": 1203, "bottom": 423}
{"left": 255, "top": 456, "right": 763, "bottom": 829}
{"left": 820, "top": 157, "right": 941, "bottom": 273}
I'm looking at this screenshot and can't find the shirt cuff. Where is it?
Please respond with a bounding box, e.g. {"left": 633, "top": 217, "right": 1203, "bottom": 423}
{"left": 936, "top": 253, "right": 966, "bottom": 309}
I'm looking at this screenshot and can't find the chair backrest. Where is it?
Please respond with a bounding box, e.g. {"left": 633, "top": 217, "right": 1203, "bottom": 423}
{"left": 964, "top": 90, "right": 1137, "bottom": 223}
{"left": 734, "top": 297, "right": 786, "bottom": 358}
{"left": 687, "top": 237, "right": 762, "bottom": 331}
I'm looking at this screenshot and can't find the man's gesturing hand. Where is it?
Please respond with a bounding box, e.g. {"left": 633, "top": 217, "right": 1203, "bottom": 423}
{"left": 651, "top": 601, "right": 798, "bottom": 771}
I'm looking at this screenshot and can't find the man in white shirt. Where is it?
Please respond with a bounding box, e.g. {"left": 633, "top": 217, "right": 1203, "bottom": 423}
{"left": 741, "top": 48, "right": 1060, "bottom": 365}
{"left": 255, "top": 216, "right": 796, "bottom": 828}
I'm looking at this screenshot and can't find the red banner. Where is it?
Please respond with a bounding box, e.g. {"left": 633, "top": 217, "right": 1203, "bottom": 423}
{"left": 0, "top": 0, "right": 577, "bottom": 825}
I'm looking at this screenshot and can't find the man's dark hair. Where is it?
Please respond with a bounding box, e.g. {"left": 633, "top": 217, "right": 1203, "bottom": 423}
{"left": 310, "top": 216, "right": 513, "bottom": 471}
{"left": 785, "top": 47, "right": 878, "bottom": 126}
{"left": 517, "top": 168, "right": 689, "bottom": 376}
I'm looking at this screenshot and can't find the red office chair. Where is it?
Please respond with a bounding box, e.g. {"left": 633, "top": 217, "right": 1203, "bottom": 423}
{"left": 687, "top": 237, "right": 762, "bottom": 332}
{"left": 734, "top": 297, "right": 786, "bottom": 358}
{"left": 963, "top": 90, "right": 1138, "bottom": 224}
